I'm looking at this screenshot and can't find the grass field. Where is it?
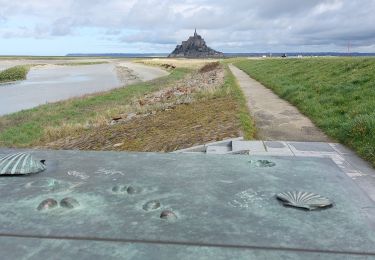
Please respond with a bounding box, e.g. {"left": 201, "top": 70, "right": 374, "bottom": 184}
{"left": 234, "top": 57, "right": 375, "bottom": 166}
{"left": 0, "top": 62, "right": 254, "bottom": 151}
{"left": 0, "top": 65, "right": 30, "bottom": 83}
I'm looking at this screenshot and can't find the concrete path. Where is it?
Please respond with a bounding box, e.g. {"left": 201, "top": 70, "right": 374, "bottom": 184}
{"left": 229, "top": 65, "right": 330, "bottom": 142}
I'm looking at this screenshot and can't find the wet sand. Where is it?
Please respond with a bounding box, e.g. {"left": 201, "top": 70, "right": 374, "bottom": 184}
{"left": 118, "top": 61, "right": 169, "bottom": 81}
{"left": 0, "top": 59, "right": 109, "bottom": 71}
{"left": 0, "top": 60, "right": 168, "bottom": 116}
{"left": 0, "top": 63, "right": 121, "bottom": 115}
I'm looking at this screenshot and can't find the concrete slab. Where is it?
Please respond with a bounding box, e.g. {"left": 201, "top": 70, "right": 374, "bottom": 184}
{"left": 173, "top": 137, "right": 243, "bottom": 154}
{"left": 288, "top": 142, "right": 336, "bottom": 153}
{"left": 171, "top": 144, "right": 206, "bottom": 153}
{"left": 342, "top": 154, "right": 375, "bottom": 177}
{"left": 0, "top": 149, "right": 374, "bottom": 259}
{"left": 204, "top": 137, "right": 243, "bottom": 147}
{"left": 206, "top": 146, "right": 231, "bottom": 154}
{"left": 232, "top": 141, "right": 266, "bottom": 153}
{"left": 329, "top": 143, "right": 356, "bottom": 155}
{"left": 264, "top": 141, "right": 294, "bottom": 156}
{"left": 338, "top": 153, "right": 375, "bottom": 202}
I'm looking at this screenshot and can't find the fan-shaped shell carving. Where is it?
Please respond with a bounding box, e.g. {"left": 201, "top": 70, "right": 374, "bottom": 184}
{"left": 0, "top": 152, "right": 46, "bottom": 175}
{"left": 276, "top": 191, "right": 333, "bottom": 210}
{"left": 249, "top": 160, "right": 276, "bottom": 167}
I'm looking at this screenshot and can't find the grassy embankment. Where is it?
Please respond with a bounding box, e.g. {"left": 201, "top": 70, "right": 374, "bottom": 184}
{"left": 0, "top": 66, "right": 30, "bottom": 83}
{"left": 234, "top": 58, "right": 375, "bottom": 166}
{"left": 0, "top": 61, "right": 254, "bottom": 151}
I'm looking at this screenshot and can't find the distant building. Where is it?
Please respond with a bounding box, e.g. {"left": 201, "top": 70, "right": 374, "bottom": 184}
{"left": 169, "top": 29, "right": 224, "bottom": 58}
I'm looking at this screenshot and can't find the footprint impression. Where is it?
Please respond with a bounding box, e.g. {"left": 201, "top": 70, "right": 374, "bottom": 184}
{"left": 37, "top": 197, "right": 80, "bottom": 211}
{"left": 111, "top": 184, "right": 178, "bottom": 221}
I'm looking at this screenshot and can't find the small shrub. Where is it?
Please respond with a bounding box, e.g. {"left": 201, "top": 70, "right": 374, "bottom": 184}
{"left": 0, "top": 65, "right": 30, "bottom": 83}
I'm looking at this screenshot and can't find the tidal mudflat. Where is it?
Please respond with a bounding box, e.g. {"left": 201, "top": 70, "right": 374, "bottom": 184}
{"left": 0, "top": 58, "right": 106, "bottom": 71}
{"left": 0, "top": 63, "right": 121, "bottom": 115}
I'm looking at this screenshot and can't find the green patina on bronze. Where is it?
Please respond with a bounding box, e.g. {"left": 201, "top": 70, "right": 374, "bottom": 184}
{"left": 0, "top": 149, "right": 373, "bottom": 259}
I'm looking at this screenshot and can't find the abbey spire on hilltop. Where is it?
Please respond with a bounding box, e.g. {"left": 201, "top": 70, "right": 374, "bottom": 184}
{"left": 169, "top": 29, "right": 224, "bottom": 58}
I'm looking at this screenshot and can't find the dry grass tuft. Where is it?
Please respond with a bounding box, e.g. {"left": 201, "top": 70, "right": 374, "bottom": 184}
{"left": 199, "top": 61, "right": 221, "bottom": 73}
{"left": 46, "top": 97, "right": 242, "bottom": 152}
{"left": 136, "top": 58, "right": 219, "bottom": 69}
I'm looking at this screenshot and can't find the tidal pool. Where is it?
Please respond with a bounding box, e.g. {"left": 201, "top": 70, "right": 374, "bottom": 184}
{"left": 0, "top": 63, "right": 121, "bottom": 116}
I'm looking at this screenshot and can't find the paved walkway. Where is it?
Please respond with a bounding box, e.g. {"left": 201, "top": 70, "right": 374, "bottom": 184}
{"left": 229, "top": 65, "right": 330, "bottom": 142}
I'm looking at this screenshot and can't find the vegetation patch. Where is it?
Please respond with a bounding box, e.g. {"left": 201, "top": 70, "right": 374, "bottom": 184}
{"left": 0, "top": 65, "right": 30, "bottom": 83}
{"left": 46, "top": 97, "right": 243, "bottom": 152}
{"left": 234, "top": 57, "right": 375, "bottom": 166}
{"left": 199, "top": 61, "right": 220, "bottom": 73}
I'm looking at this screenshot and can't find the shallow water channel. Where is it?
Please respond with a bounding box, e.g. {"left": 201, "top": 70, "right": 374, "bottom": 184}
{"left": 0, "top": 63, "right": 121, "bottom": 116}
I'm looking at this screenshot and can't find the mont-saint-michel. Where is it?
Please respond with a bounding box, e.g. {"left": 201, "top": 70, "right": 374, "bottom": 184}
{"left": 169, "top": 29, "right": 224, "bottom": 58}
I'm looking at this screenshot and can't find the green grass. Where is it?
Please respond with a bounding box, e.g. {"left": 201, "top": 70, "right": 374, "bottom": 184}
{"left": 0, "top": 65, "right": 30, "bottom": 83}
{"left": 191, "top": 64, "right": 255, "bottom": 140}
{"left": 234, "top": 57, "right": 375, "bottom": 166}
{"left": 221, "top": 65, "right": 255, "bottom": 139}
{"left": 0, "top": 68, "right": 189, "bottom": 147}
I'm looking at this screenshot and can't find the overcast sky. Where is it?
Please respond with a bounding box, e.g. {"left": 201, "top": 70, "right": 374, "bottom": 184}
{"left": 1, "top": 0, "right": 374, "bottom": 55}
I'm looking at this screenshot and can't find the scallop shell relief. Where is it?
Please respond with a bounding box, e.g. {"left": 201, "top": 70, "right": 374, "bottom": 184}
{"left": 0, "top": 152, "right": 46, "bottom": 175}
{"left": 276, "top": 191, "right": 333, "bottom": 211}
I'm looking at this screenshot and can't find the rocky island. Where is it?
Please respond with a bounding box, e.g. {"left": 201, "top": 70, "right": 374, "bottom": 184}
{"left": 169, "top": 29, "right": 224, "bottom": 58}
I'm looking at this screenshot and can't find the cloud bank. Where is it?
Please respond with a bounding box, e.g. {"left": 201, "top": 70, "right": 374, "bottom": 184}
{"left": 0, "top": 0, "right": 374, "bottom": 54}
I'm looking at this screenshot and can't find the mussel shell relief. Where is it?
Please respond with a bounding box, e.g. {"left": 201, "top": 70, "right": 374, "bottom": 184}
{"left": 0, "top": 152, "right": 46, "bottom": 175}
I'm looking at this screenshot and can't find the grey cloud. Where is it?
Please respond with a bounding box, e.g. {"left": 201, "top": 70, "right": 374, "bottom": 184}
{"left": 120, "top": 31, "right": 177, "bottom": 44}
{"left": 0, "top": 0, "right": 374, "bottom": 52}
{"left": 51, "top": 17, "right": 74, "bottom": 36}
